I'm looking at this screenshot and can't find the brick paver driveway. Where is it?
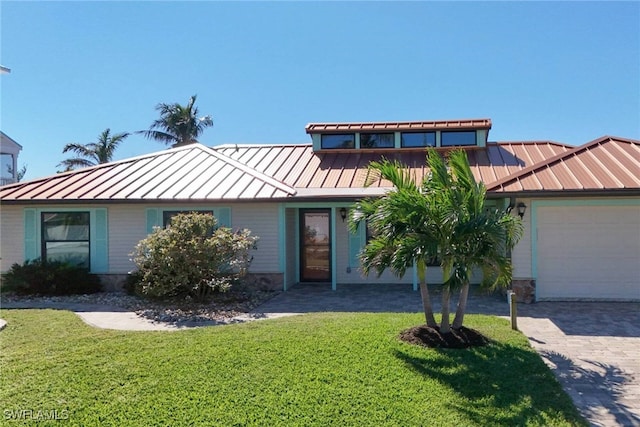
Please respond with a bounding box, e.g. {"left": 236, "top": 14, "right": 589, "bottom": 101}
{"left": 516, "top": 302, "right": 640, "bottom": 427}
{"left": 255, "top": 284, "right": 640, "bottom": 427}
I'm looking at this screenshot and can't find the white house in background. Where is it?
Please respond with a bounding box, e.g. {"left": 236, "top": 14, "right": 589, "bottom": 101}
{"left": 0, "top": 118, "right": 638, "bottom": 302}
{"left": 0, "top": 132, "right": 23, "bottom": 186}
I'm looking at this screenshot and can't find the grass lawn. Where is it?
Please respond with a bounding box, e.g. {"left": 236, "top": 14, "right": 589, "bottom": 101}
{"left": 0, "top": 309, "right": 586, "bottom": 426}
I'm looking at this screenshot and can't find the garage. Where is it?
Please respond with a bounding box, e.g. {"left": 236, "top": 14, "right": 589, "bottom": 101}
{"left": 535, "top": 203, "right": 640, "bottom": 301}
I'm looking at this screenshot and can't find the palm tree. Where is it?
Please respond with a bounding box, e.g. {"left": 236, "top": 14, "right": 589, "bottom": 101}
{"left": 57, "top": 129, "right": 130, "bottom": 172}
{"left": 426, "top": 150, "right": 523, "bottom": 332}
{"left": 351, "top": 149, "right": 523, "bottom": 333}
{"left": 138, "top": 95, "right": 213, "bottom": 147}
{"left": 350, "top": 159, "right": 440, "bottom": 328}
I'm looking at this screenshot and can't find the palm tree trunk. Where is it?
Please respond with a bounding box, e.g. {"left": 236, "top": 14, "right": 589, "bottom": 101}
{"left": 452, "top": 282, "right": 470, "bottom": 329}
{"left": 440, "top": 287, "right": 451, "bottom": 334}
{"left": 417, "top": 260, "right": 438, "bottom": 328}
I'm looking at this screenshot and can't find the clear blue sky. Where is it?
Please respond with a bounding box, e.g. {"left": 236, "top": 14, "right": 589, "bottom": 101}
{"left": 1, "top": 1, "right": 638, "bottom": 181}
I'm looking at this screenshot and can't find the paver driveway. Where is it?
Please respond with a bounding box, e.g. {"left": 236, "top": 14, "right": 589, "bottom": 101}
{"left": 255, "top": 284, "right": 640, "bottom": 427}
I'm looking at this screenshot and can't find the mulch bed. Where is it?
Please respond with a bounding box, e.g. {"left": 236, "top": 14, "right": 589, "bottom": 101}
{"left": 399, "top": 325, "right": 491, "bottom": 349}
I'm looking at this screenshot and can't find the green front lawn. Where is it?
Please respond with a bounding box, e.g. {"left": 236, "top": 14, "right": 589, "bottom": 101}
{"left": 0, "top": 310, "right": 585, "bottom": 426}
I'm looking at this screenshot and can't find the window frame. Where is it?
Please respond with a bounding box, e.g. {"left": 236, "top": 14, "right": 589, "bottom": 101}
{"left": 360, "top": 133, "right": 395, "bottom": 149}
{"left": 41, "top": 211, "right": 91, "bottom": 268}
{"left": 400, "top": 132, "right": 436, "bottom": 148}
{"left": 440, "top": 130, "right": 477, "bottom": 147}
{"left": 320, "top": 133, "right": 355, "bottom": 149}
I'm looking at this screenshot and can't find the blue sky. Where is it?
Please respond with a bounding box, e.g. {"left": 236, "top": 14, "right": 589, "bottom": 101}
{"left": 1, "top": 1, "right": 638, "bottom": 180}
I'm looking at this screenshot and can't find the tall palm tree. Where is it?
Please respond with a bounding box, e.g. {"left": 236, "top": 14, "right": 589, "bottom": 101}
{"left": 351, "top": 149, "right": 523, "bottom": 333}
{"left": 138, "top": 95, "right": 213, "bottom": 147}
{"left": 57, "top": 128, "right": 130, "bottom": 172}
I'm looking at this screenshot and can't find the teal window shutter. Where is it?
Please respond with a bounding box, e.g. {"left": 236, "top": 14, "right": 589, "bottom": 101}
{"left": 24, "top": 208, "right": 38, "bottom": 261}
{"left": 92, "top": 208, "right": 108, "bottom": 273}
{"left": 146, "top": 208, "right": 160, "bottom": 234}
{"left": 348, "top": 223, "right": 364, "bottom": 268}
{"left": 215, "top": 207, "right": 232, "bottom": 228}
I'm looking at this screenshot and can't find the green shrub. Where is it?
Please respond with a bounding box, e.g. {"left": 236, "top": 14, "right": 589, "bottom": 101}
{"left": 130, "top": 212, "right": 258, "bottom": 301}
{"left": 2, "top": 259, "right": 102, "bottom": 295}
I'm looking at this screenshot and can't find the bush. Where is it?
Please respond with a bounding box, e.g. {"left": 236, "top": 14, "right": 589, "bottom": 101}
{"left": 130, "top": 212, "right": 259, "bottom": 301}
{"left": 2, "top": 259, "right": 102, "bottom": 295}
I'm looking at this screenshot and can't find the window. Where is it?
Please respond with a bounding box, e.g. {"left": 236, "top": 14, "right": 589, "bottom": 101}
{"left": 360, "top": 133, "right": 394, "bottom": 149}
{"left": 162, "top": 210, "right": 214, "bottom": 227}
{"left": 401, "top": 132, "right": 436, "bottom": 148}
{"left": 321, "top": 134, "right": 355, "bottom": 149}
{"left": 41, "top": 212, "right": 90, "bottom": 268}
{"left": 441, "top": 131, "right": 477, "bottom": 147}
{"left": 0, "top": 153, "right": 13, "bottom": 179}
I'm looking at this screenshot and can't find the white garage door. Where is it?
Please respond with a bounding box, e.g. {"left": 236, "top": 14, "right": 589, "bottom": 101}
{"left": 536, "top": 204, "right": 640, "bottom": 301}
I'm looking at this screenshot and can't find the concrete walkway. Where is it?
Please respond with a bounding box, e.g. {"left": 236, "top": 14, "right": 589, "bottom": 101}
{"left": 2, "top": 284, "right": 639, "bottom": 426}
{"left": 1, "top": 300, "right": 297, "bottom": 331}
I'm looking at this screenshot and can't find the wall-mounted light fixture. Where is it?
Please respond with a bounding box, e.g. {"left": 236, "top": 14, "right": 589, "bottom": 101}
{"left": 340, "top": 207, "right": 347, "bottom": 222}
{"left": 517, "top": 202, "right": 527, "bottom": 219}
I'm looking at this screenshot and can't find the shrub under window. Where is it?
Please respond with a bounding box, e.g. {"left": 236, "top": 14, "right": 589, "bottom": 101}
{"left": 131, "top": 212, "right": 258, "bottom": 301}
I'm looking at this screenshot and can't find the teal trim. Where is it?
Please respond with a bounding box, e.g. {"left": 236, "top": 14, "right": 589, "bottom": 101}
{"left": 216, "top": 207, "right": 231, "bottom": 228}
{"left": 530, "top": 198, "right": 640, "bottom": 299}
{"left": 23, "top": 209, "right": 38, "bottom": 261}
{"left": 24, "top": 207, "right": 109, "bottom": 273}
{"left": 91, "top": 208, "right": 108, "bottom": 273}
{"left": 348, "top": 222, "right": 362, "bottom": 269}
{"left": 311, "top": 134, "right": 321, "bottom": 151}
{"left": 145, "top": 208, "right": 160, "bottom": 234}
{"left": 476, "top": 129, "right": 487, "bottom": 147}
{"left": 331, "top": 207, "right": 337, "bottom": 291}
{"left": 354, "top": 133, "right": 360, "bottom": 150}
{"left": 412, "top": 262, "right": 418, "bottom": 291}
{"left": 278, "top": 204, "right": 287, "bottom": 291}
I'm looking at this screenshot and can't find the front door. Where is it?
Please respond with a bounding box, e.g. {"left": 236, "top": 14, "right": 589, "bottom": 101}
{"left": 300, "top": 209, "right": 331, "bottom": 282}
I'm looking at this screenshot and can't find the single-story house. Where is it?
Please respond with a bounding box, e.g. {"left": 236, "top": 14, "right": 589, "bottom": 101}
{"left": 1, "top": 119, "right": 638, "bottom": 302}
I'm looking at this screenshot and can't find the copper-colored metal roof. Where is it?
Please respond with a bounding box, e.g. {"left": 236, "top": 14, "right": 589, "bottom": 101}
{"left": 215, "top": 141, "right": 572, "bottom": 191}
{"left": 305, "top": 118, "right": 492, "bottom": 134}
{"left": 2, "top": 137, "right": 637, "bottom": 203}
{"left": 487, "top": 136, "right": 640, "bottom": 193}
{"left": 0, "top": 144, "right": 296, "bottom": 202}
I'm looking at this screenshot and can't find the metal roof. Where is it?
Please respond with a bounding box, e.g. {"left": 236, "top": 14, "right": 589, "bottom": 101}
{"left": 1, "top": 137, "right": 638, "bottom": 203}
{"left": 305, "top": 118, "right": 492, "bottom": 134}
{"left": 0, "top": 144, "right": 295, "bottom": 202}
{"left": 214, "top": 141, "right": 572, "bottom": 191}
{"left": 486, "top": 136, "right": 640, "bottom": 193}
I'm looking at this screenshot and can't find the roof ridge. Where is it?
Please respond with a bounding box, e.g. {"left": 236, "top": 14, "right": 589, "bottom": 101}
{"left": 486, "top": 136, "right": 638, "bottom": 191}
{"left": 199, "top": 145, "right": 297, "bottom": 196}
{"left": 490, "top": 140, "right": 572, "bottom": 148}
{"left": 214, "top": 142, "right": 311, "bottom": 149}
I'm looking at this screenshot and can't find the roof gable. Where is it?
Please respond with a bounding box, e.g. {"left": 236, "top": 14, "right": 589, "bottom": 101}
{"left": 0, "top": 144, "right": 296, "bottom": 202}
{"left": 486, "top": 136, "right": 640, "bottom": 193}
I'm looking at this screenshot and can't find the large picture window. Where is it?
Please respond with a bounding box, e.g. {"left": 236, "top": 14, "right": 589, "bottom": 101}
{"left": 41, "top": 212, "right": 90, "bottom": 268}
{"left": 321, "top": 134, "right": 355, "bottom": 149}
{"left": 360, "top": 133, "right": 394, "bottom": 149}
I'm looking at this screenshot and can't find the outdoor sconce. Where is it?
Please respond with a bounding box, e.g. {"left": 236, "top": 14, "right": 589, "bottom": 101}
{"left": 340, "top": 208, "right": 347, "bottom": 222}
{"left": 517, "top": 202, "right": 527, "bottom": 219}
